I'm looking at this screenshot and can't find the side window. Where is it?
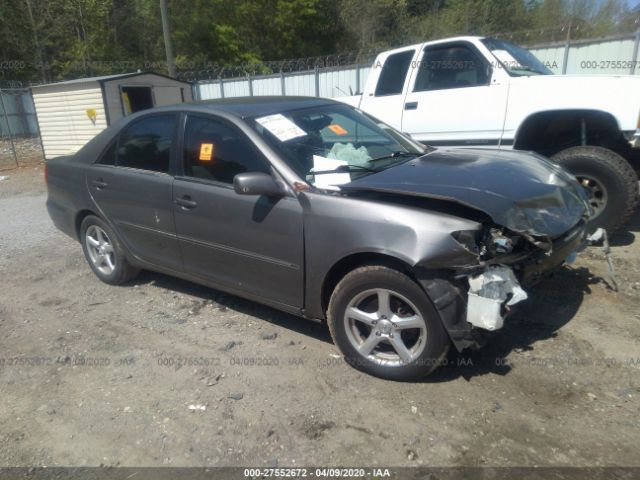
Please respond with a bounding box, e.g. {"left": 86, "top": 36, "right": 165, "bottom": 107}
{"left": 414, "top": 45, "right": 489, "bottom": 92}
{"left": 375, "top": 50, "right": 415, "bottom": 96}
{"left": 183, "top": 115, "right": 270, "bottom": 184}
{"left": 116, "top": 114, "right": 176, "bottom": 173}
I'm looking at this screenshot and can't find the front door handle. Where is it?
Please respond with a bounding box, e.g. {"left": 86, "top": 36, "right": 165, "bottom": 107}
{"left": 404, "top": 101, "right": 418, "bottom": 110}
{"left": 92, "top": 179, "right": 108, "bottom": 189}
{"left": 175, "top": 195, "right": 197, "bottom": 210}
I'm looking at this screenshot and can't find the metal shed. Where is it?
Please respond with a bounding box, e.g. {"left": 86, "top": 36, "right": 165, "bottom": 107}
{"left": 31, "top": 72, "right": 193, "bottom": 159}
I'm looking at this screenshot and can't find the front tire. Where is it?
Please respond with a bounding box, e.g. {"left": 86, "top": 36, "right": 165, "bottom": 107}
{"left": 327, "top": 266, "right": 450, "bottom": 381}
{"left": 551, "top": 146, "right": 639, "bottom": 233}
{"left": 80, "top": 215, "right": 139, "bottom": 285}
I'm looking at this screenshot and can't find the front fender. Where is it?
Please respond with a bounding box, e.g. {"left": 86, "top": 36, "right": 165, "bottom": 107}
{"left": 301, "top": 191, "right": 482, "bottom": 319}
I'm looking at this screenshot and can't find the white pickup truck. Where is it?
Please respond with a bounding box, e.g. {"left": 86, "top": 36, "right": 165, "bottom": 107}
{"left": 339, "top": 36, "right": 640, "bottom": 232}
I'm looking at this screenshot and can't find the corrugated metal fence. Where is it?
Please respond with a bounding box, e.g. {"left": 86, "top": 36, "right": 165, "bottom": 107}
{"left": 197, "top": 65, "right": 372, "bottom": 100}
{"left": 0, "top": 88, "right": 44, "bottom": 170}
{"left": 196, "top": 32, "right": 640, "bottom": 100}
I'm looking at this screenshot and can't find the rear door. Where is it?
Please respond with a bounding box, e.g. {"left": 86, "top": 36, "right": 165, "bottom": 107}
{"left": 401, "top": 41, "right": 509, "bottom": 146}
{"left": 172, "top": 114, "right": 304, "bottom": 309}
{"left": 359, "top": 47, "right": 417, "bottom": 130}
{"left": 87, "top": 113, "right": 182, "bottom": 270}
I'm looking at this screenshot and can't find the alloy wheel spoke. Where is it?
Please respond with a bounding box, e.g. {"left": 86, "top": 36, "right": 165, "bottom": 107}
{"left": 358, "top": 331, "right": 382, "bottom": 356}
{"left": 376, "top": 289, "right": 392, "bottom": 319}
{"left": 87, "top": 236, "right": 100, "bottom": 248}
{"left": 104, "top": 254, "right": 115, "bottom": 271}
{"left": 347, "top": 307, "right": 378, "bottom": 326}
{"left": 388, "top": 335, "right": 413, "bottom": 363}
{"left": 392, "top": 314, "right": 423, "bottom": 330}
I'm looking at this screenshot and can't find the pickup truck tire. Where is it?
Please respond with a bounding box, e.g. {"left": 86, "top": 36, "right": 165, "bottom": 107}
{"left": 80, "top": 215, "right": 140, "bottom": 285}
{"left": 551, "top": 146, "right": 639, "bottom": 233}
{"left": 327, "top": 266, "right": 449, "bottom": 381}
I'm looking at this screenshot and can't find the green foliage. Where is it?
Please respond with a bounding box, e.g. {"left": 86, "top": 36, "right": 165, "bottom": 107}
{"left": 0, "top": 0, "right": 637, "bottom": 84}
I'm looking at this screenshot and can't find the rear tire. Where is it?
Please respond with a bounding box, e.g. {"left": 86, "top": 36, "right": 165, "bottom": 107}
{"left": 327, "top": 266, "right": 450, "bottom": 381}
{"left": 551, "top": 146, "right": 639, "bottom": 233}
{"left": 80, "top": 215, "right": 139, "bottom": 285}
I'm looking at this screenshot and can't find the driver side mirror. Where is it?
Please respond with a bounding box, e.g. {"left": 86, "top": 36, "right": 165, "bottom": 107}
{"left": 233, "top": 172, "right": 286, "bottom": 197}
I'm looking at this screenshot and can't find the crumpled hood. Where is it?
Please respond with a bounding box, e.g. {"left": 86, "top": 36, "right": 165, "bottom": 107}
{"left": 341, "top": 148, "right": 590, "bottom": 237}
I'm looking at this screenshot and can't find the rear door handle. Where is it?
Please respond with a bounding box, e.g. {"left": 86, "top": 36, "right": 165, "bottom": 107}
{"left": 404, "top": 101, "right": 418, "bottom": 110}
{"left": 92, "top": 179, "right": 108, "bottom": 189}
{"left": 175, "top": 195, "right": 197, "bottom": 210}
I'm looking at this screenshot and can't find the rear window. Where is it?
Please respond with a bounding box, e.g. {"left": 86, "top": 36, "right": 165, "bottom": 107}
{"left": 116, "top": 114, "right": 177, "bottom": 173}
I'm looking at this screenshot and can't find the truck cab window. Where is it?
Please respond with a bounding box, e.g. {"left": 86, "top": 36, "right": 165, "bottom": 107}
{"left": 414, "top": 45, "right": 489, "bottom": 91}
{"left": 375, "top": 50, "right": 415, "bottom": 96}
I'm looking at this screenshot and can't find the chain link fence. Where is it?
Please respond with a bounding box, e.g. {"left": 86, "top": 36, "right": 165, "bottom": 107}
{"left": 0, "top": 87, "right": 44, "bottom": 171}
{"left": 1, "top": 23, "right": 639, "bottom": 169}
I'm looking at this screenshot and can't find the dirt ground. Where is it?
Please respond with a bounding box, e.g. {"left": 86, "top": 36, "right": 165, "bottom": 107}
{"left": 0, "top": 138, "right": 45, "bottom": 172}
{"left": 0, "top": 165, "right": 639, "bottom": 469}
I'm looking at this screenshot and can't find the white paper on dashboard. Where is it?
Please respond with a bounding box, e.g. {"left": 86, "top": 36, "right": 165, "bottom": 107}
{"left": 255, "top": 113, "right": 307, "bottom": 142}
{"left": 312, "top": 155, "right": 351, "bottom": 190}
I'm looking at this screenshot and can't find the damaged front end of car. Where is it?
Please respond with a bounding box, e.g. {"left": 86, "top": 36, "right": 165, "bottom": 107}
{"left": 415, "top": 177, "right": 594, "bottom": 350}
{"left": 340, "top": 147, "right": 595, "bottom": 351}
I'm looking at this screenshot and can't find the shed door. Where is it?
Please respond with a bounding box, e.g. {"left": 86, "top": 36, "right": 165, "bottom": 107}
{"left": 121, "top": 86, "right": 154, "bottom": 115}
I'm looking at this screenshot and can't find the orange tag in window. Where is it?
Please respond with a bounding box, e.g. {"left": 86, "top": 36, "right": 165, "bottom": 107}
{"left": 199, "top": 143, "right": 214, "bottom": 161}
{"left": 328, "top": 124, "right": 348, "bottom": 135}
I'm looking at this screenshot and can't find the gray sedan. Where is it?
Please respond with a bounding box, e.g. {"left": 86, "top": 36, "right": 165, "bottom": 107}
{"left": 46, "top": 97, "right": 590, "bottom": 380}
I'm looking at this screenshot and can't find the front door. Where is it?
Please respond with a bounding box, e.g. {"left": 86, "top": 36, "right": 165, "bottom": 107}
{"left": 401, "top": 42, "right": 509, "bottom": 146}
{"left": 359, "top": 47, "right": 417, "bottom": 130}
{"left": 172, "top": 114, "right": 304, "bottom": 309}
{"left": 87, "top": 113, "right": 182, "bottom": 270}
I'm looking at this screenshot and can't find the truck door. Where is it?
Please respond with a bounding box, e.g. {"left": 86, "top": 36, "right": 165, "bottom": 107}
{"left": 401, "top": 41, "right": 509, "bottom": 147}
{"left": 359, "top": 47, "right": 417, "bottom": 130}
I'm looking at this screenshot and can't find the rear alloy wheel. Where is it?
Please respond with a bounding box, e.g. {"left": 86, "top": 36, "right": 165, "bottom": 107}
{"left": 85, "top": 225, "right": 116, "bottom": 275}
{"left": 551, "top": 146, "right": 639, "bottom": 233}
{"left": 80, "top": 215, "right": 139, "bottom": 285}
{"left": 328, "top": 266, "right": 450, "bottom": 381}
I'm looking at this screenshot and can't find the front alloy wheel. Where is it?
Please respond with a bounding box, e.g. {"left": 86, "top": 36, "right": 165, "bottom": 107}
{"left": 328, "top": 266, "right": 450, "bottom": 381}
{"left": 344, "top": 288, "right": 427, "bottom": 366}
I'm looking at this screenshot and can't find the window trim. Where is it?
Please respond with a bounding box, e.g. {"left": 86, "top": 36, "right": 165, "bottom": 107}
{"left": 374, "top": 49, "right": 416, "bottom": 98}
{"left": 411, "top": 41, "right": 493, "bottom": 93}
{"left": 176, "top": 112, "right": 275, "bottom": 187}
{"left": 95, "top": 138, "right": 117, "bottom": 167}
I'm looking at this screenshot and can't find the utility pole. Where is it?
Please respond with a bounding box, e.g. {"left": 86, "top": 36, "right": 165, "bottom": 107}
{"left": 159, "top": 0, "right": 177, "bottom": 77}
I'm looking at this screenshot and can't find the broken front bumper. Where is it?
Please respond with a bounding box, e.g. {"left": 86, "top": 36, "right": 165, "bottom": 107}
{"left": 466, "top": 266, "right": 528, "bottom": 331}
{"left": 418, "top": 220, "right": 588, "bottom": 351}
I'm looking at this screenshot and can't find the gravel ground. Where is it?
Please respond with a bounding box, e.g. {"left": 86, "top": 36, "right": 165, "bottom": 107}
{"left": 0, "top": 166, "right": 639, "bottom": 469}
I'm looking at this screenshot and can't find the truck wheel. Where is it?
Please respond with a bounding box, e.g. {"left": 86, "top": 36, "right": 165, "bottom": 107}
{"left": 551, "top": 146, "right": 639, "bottom": 233}
{"left": 80, "top": 215, "right": 140, "bottom": 285}
{"left": 327, "top": 266, "right": 450, "bottom": 381}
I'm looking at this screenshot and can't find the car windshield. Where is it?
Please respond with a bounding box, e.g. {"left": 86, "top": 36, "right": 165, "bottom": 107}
{"left": 482, "top": 37, "right": 553, "bottom": 76}
{"left": 249, "top": 103, "right": 425, "bottom": 189}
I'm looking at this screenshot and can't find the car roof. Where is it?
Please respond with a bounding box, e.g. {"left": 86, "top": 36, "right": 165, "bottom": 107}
{"left": 159, "top": 96, "right": 339, "bottom": 119}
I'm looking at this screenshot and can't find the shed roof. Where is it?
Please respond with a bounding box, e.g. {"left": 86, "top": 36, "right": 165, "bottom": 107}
{"left": 31, "top": 72, "right": 191, "bottom": 89}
